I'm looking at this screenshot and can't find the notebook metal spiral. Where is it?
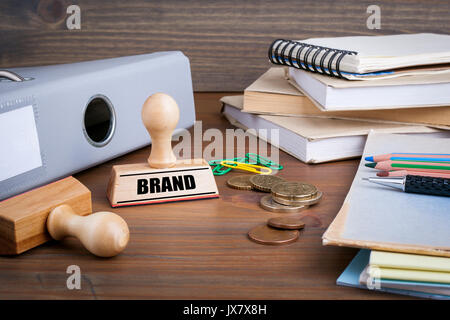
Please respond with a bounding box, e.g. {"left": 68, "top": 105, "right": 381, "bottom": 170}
{"left": 268, "top": 39, "right": 357, "bottom": 78}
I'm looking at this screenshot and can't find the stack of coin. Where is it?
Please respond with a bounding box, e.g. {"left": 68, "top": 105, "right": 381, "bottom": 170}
{"left": 226, "top": 174, "right": 322, "bottom": 246}
{"left": 226, "top": 174, "right": 322, "bottom": 213}
{"left": 271, "top": 182, "right": 323, "bottom": 207}
{"left": 259, "top": 195, "right": 307, "bottom": 213}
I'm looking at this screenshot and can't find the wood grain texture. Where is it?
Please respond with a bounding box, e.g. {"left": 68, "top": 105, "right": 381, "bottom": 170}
{"left": 1, "top": 0, "right": 449, "bottom": 91}
{"left": 0, "top": 93, "right": 414, "bottom": 299}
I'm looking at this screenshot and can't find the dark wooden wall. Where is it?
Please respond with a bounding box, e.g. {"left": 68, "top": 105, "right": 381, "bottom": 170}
{"left": 1, "top": 0, "right": 449, "bottom": 91}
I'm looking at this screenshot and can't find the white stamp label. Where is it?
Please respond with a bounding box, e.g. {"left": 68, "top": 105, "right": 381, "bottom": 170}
{"left": 113, "top": 166, "right": 219, "bottom": 206}
{"left": 0, "top": 105, "right": 42, "bottom": 182}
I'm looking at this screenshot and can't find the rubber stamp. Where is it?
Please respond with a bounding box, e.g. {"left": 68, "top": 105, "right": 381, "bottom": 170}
{"left": 107, "top": 93, "right": 219, "bottom": 207}
{"left": 0, "top": 177, "right": 129, "bottom": 257}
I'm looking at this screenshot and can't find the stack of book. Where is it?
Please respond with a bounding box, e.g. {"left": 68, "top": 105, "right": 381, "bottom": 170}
{"left": 221, "top": 33, "right": 450, "bottom": 163}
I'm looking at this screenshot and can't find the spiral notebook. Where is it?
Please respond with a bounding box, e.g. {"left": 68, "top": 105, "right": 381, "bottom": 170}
{"left": 269, "top": 33, "right": 450, "bottom": 80}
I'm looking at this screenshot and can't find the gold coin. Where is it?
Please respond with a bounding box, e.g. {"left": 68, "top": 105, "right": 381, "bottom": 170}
{"left": 271, "top": 181, "right": 317, "bottom": 201}
{"left": 273, "top": 190, "right": 323, "bottom": 206}
{"left": 248, "top": 224, "right": 299, "bottom": 245}
{"left": 226, "top": 175, "right": 253, "bottom": 190}
{"left": 249, "top": 174, "right": 285, "bottom": 192}
{"left": 259, "top": 195, "right": 307, "bottom": 213}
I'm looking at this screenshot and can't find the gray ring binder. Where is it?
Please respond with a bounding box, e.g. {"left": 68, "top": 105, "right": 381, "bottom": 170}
{"left": 0, "top": 51, "right": 196, "bottom": 201}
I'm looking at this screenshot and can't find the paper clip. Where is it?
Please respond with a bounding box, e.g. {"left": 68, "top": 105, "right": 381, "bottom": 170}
{"left": 219, "top": 160, "right": 272, "bottom": 175}
{"left": 246, "top": 153, "right": 283, "bottom": 170}
{"left": 209, "top": 157, "right": 246, "bottom": 175}
{"left": 209, "top": 159, "right": 231, "bottom": 175}
{"left": 209, "top": 154, "right": 282, "bottom": 175}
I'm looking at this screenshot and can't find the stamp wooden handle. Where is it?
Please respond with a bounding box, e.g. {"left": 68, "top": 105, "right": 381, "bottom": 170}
{"left": 142, "top": 93, "right": 180, "bottom": 168}
{"left": 47, "top": 204, "right": 129, "bottom": 257}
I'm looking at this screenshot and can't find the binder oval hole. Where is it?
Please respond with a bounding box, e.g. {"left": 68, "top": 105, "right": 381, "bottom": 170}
{"left": 83, "top": 95, "right": 116, "bottom": 147}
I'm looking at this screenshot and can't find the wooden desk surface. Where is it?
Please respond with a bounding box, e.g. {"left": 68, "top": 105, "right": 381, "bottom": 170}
{"left": 0, "top": 93, "right": 407, "bottom": 299}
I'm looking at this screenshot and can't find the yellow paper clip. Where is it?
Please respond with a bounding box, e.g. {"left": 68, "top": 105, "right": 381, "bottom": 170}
{"left": 219, "top": 160, "right": 272, "bottom": 175}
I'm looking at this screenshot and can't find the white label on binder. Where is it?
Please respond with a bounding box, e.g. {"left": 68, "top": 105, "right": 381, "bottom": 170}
{"left": 0, "top": 105, "right": 42, "bottom": 182}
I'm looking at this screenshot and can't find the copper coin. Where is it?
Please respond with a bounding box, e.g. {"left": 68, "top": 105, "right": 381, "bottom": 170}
{"left": 249, "top": 174, "right": 285, "bottom": 192}
{"left": 271, "top": 181, "right": 317, "bottom": 200}
{"left": 248, "top": 224, "right": 299, "bottom": 245}
{"left": 267, "top": 217, "right": 306, "bottom": 230}
{"left": 273, "top": 190, "right": 323, "bottom": 206}
{"left": 226, "top": 175, "right": 253, "bottom": 190}
{"left": 259, "top": 195, "right": 307, "bottom": 213}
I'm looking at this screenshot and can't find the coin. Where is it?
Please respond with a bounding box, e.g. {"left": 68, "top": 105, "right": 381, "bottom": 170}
{"left": 273, "top": 190, "right": 323, "bottom": 206}
{"left": 259, "top": 195, "right": 307, "bottom": 213}
{"left": 249, "top": 174, "right": 285, "bottom": 192}
{"left": 248, "top": 224, "right": 299, "bottom": 245}
{"left": 226, "top": 175, "right": 254, "bottom": 190}
{"left": 271, "top": 182, "right": 318, "bottom": 201}
{"left": 267, "top": 217, "right": 306, "bottom": 230}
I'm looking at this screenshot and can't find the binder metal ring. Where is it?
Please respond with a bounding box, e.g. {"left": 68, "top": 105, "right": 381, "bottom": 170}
{"left": 0, "top": 70, "right": 25, "bottom": 82}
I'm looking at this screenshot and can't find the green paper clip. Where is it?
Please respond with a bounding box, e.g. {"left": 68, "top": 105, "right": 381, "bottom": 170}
{"left": 209, "top": 157, "right": 247, "bottom": 175}
{"left": 246, "top": 153, "right": 283, "bottom": 170}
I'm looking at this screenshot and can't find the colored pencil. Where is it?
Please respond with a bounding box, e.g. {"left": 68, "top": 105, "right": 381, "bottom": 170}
{"left": 365, "top": 153, "right": 450, "bottom": 162}
{"left": 376, "top": 170, "right": 450, "bottom": 179}
{"left": 365, "top": 160, "right": 450, "bottom": 173}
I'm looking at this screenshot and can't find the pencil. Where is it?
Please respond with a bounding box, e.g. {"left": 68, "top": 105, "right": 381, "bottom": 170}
{"left": 365, "top": 160, "right": 450, "bottom": 173}
{"left": 376, "top": 170, "right": 450, "bottom": 179}
{"left": 365, "top": 153, "right": 450, "bottom": 162}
